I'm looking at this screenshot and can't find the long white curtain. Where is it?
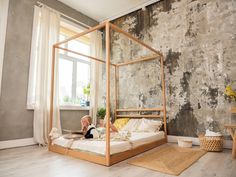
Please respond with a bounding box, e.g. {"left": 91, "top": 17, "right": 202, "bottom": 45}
{"left": 90, "top": 31, "right": 103, "bottom": 125}
{"left": 0, "top": 0, "right": 9, "bottom": 96}
{"left": 27, "top": 6, "right": 61, "bottom": 145}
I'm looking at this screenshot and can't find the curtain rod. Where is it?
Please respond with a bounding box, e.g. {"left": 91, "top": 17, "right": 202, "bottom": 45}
{"left": 36, "top": 1, "right": 90, "bottom": 29}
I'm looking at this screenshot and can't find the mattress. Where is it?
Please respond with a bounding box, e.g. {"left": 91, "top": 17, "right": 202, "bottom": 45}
{"left": 129, "top": 131, "right": 165, "bottom": 148}
{"left": 71, "top": 139, "right": 132, "bottom": 155}
{"left": 53, "top": 131, "right": 165, "bottom": 155}
{"left": 52, "top": 136, "right": 74, "bottom": 148}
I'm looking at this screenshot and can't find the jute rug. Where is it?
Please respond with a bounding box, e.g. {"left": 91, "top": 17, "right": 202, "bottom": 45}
{"left": 128, "top": 145, "right": 206, "bottom": 176}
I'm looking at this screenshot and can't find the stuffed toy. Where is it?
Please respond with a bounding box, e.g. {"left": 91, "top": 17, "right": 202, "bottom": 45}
{"left": 49, "top": 127, "right": 60, "bottom": 140}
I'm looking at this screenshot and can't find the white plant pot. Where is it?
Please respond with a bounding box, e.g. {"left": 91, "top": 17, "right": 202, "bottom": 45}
{"left": 178, "top": 139, "right": 193, "bottom": 148}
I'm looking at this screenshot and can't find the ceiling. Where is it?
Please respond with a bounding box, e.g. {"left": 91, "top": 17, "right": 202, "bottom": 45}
{"left": 58, "top": 0, "right": 158, "bottom": 22}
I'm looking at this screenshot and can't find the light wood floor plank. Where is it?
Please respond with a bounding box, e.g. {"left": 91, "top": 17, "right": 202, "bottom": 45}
{"left": 0, "top": 143, "right": 235, "bottom": 177}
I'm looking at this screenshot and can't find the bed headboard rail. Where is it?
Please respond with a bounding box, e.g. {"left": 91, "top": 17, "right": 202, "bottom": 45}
{"left": 115, "top": 107, "right": 163, "bottom": 119}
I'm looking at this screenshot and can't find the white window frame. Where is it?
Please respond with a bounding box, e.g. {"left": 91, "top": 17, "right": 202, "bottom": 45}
{"left": 59, "top": 19, "right": 91, "bottom": 110}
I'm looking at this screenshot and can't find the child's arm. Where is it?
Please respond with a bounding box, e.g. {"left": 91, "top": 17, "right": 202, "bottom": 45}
{"left": 103, "top": 116, "right": 118, "bottom": 132}
{"left": 110, "top": 123, "right": 118, "bottom": 132}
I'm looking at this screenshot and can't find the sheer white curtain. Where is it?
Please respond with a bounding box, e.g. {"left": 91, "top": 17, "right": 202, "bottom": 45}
{"left": 27, "top": 6, "right": 61, "bottom": 145}
{"left": 90, "top": 31, "right": 103, "bottom": 125}
{"left": 0, "top": 0, "right": 9, "bottom": 96}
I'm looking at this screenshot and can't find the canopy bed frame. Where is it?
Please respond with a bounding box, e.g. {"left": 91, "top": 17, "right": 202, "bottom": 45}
{"left": 49, "top": 21, "right": 167, "bottom": 166}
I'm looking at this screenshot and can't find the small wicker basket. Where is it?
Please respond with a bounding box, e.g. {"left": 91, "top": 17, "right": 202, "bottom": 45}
{"left": 198, "top": 134, "right": 224, "bottom": 152}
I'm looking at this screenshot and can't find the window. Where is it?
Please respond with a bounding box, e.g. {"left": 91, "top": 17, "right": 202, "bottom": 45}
{"left": 59, "top": 21, "right": 91, "bottom": 107}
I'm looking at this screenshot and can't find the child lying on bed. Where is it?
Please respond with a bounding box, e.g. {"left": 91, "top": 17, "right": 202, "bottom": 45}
{"left": 81, "top": 115, "right": 118, "bottom": 139}
{"left": 81, "top": 115, "right": 99, "bottom": 139}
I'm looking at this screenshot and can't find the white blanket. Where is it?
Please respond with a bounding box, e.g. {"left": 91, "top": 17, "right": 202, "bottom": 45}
{"left": 89, "top": 131, "right": 131, "bottom": 141}
{"left": 205, "top": 129, "right": 222, "bottom": 136}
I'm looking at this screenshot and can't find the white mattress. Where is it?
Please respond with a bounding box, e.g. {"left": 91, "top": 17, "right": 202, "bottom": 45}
{"left": 71, "top": 139, "right": 131, "bottom": 155}
{"left": 54, "top": 131, "right": 165, "bottom": 155}
{"left": 52, "top": 137, "right": 74, "bottom": 148}
{"left": 129, "top": 131, "right": 165, "bottom": 148}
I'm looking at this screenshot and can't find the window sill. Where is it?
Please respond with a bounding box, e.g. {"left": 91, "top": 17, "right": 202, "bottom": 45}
{"left": 60, "top": 105, "right": 90, "bottom": 111}
{"left": 27, "top": 105, "right": 90, "bottom": 111}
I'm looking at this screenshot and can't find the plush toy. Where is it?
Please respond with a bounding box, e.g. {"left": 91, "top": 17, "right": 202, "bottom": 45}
{"left": 49, "top": 127, "right": 60, "bottom": 140}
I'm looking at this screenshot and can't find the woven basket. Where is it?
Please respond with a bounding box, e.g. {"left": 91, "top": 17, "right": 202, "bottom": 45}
{"left": 199, "top": 134, "right": 224, "bottom": 152}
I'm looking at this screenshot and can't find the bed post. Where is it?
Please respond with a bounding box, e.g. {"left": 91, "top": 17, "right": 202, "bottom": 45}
{"left": 160, "top": 55, "right": 167, "bottom": 138}
{"left": 105, "top": 21, "right": 111, "bottom": 166}
{"left": 114, "top": 66, "right": 119, "bottom": 120}
{"left": 49, "top": 45, "right": 56, "bottom": 147}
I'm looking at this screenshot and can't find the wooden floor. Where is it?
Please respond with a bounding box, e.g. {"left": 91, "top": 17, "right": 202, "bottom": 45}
{"left": 0, "top": 143, "right": 235, "bottom": 177}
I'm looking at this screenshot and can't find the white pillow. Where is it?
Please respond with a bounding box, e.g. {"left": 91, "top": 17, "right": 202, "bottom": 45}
{"left": 121, "top": 119, "right": 142, "bottom": 132}
{"left": 137, "top": 118, "right": 162, "bottom": 132}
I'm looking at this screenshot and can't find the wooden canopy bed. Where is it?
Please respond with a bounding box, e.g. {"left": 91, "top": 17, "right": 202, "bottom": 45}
{"left": 49, "top": 21, "right": 167, "bottom": 166}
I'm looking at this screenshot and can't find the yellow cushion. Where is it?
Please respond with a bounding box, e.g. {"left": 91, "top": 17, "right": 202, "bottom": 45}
{"left": 113, "top": 118, "right": 130, "bottom": 130}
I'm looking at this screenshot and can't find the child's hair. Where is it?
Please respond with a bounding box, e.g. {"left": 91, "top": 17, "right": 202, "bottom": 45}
{"left": 81, "top": 115, "right": 92, "bottom": 124}
{"left": 81, "top": 115, "right": 92, "bottom": 132}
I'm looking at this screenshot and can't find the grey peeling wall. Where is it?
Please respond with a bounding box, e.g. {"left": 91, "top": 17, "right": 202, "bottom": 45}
{"left": 111, "top": 0, "right": 236, "bottom": 137}
{"left": 0, "top": 0, "right": 96, "bottom": 141}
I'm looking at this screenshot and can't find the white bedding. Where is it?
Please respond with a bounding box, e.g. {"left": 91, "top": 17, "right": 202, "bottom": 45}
{"left": 70, "top": 131, "right": 165, "bottom": 155}
{"left": 52, "top": 131, "right": 165, "bottom": 155}
{"left": 129, "top": 131, "right": 165, "bottom": 148}
{"left": 71, "top": 139, "right": 131, "bottom": 155}
{"left": 52, "top": 136, "right": 74, "bottom": 148}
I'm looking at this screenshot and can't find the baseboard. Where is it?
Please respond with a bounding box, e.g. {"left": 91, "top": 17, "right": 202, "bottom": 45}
{"left": 167, "top": 135, "right": 232, "bottom": 149}
{"left": 0, "top": 136, "right": 232, "bottom": 150}
{"left": 0, "top": 138, "right": 36, "bottom": 150}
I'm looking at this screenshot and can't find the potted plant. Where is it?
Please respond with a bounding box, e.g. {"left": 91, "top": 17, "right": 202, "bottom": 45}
{"left": 97, "top": 107, "right": 106, "bottom": 126}
{"left": 83, "top": 84, "right": 90, "bottom": 106}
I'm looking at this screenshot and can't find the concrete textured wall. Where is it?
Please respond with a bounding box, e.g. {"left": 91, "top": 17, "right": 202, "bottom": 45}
{"left": 0, "top": 0, "right": 97, "bottom": 141}
{"left": 60, "top": 110, "right": 89, "bottom": 131}
{"left": 111, "top": 0, "right": 236, "bottom": 137}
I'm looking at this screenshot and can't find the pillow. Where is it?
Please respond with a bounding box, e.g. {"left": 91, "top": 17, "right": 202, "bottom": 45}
{"left": 137, "top": 118, "right": 162, "bottom": 132}
{"left": 121, "top": 119, "right": 142, "bottom": 132}
{"left": 113, "top": 118, "right": 130, "bottom": 130}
